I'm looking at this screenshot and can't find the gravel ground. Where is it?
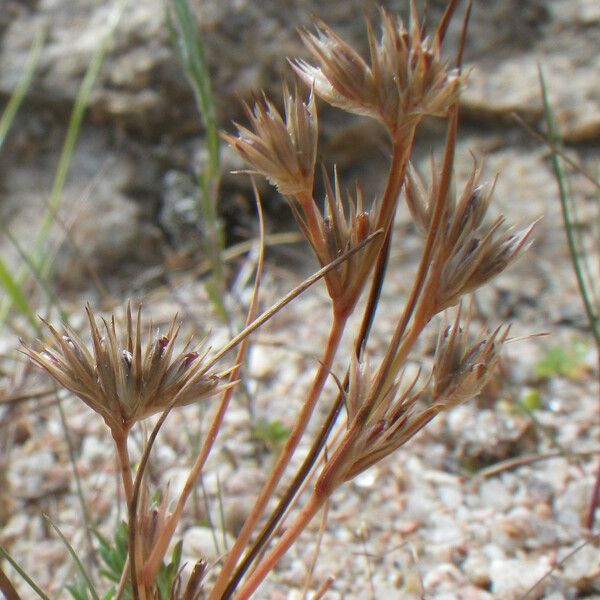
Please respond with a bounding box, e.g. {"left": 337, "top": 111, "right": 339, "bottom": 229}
{"left": 2, "top": 1, "right": 600, "bottom": 599}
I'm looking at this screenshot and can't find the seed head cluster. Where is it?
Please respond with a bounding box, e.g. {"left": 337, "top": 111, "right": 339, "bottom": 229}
{"left": 406, "top": 161, "right": 536, "bottom": 313}
{"left": 319, "top": 311, "right": 508, "bottom": 493}
{"left": 25, "top": 305, "right": 226, "bottom": 435}
{"left": 293, "top": 6, "right": 462, "bottom": 136}
{"left": 222, "top": 87, "right": 317, "bottom": 198}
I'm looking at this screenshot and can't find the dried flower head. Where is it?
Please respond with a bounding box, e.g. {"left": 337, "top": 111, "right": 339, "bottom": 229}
{"left": 289, "top": 167, "right": 382, "bottom": 313}
{"left": 318, "top": 311, "right": 508, "bottom": 493}
{"left": 24, "top": 304, "right": 227, "bottom": 434}
{"left": 317, "top": 354, "right": 424, "bottom": 494}
{"left": 222, "top": 86, "right": 317, "bottom": 196}
{"left": 431, "top": 310, "right": 508, "bottom": 408}
{"left": 407, "top": 160, "right": 536, "bottom": 312}
{"left": 293, "top": 6, "right": 462, "bottom": 135}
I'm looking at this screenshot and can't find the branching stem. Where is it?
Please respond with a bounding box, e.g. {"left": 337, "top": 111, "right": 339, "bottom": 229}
{"left": 208, "top": 310, "right": 348, "bottom": 600}
{"left": 234, "top": 493, "right": 325, "bottom": 600}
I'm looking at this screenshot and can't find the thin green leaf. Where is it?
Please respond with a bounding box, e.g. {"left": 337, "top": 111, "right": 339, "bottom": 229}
{"left": 205, "top": 278, "right": 229, "bottom": 323}
{"left": 44, "top": 516, "right": 100, "bottom": 600}
{"left": 539, "top": 67, "right": 600, "bottom": 344}
{"left": 0, "top": 257, "right": 37, "bottom": 328}
{"left": 0, "top": 1, "right": 125, "bottom": 327}
{"left": 168, "top": 0, "right": 228, "bottom": 318}
{"left": 170, "top": 539, "right": 183, "bottom": 573}
{"left": 0, "top": 544, "right": 50, "bottom": 600}
{"left": 0, "top": 29, "right": 45, "bottom": 150}
{"left": 168, "top": 0, "right": 219, "bottom": 174}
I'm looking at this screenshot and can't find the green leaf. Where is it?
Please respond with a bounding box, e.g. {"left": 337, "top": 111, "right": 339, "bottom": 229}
{"left": 66, "top": 581, "right": 90, "bottom": 600}
{"left": 0, "top": 544, "right": 51, "bottom": 600}
{"left": 251, "top": 419, "right": 292, "bottom": 452}
{"left": 0, "top": 256, "right": 37, "bottom": 327}
{"left": 534, "top": 341, "right": 587, "bottom": 380}
{"left": 45, "top": 516, "right": 100, "bottom": 600}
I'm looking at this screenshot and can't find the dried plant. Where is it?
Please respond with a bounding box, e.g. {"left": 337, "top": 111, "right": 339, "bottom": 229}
{"left": 23, "top": 303, "right": 230, "bottom": 537}
{"left": 292, "top": 4, "right": 462, "bottom": 135}
{"left": 15, "top": 2, "right": 536, "bottom": 600}
{"left": 25, "top": 304, "right": 226, "bottom": 437}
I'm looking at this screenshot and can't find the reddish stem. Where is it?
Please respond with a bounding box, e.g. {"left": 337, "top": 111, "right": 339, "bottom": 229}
{"left": 234, "top": 493, "right": 325, "bottom": 600}
{"left": 208, "top": 311, "right": 347, "bottom": 600}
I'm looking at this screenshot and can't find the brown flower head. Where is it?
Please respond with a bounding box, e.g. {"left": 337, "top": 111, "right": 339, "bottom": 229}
{"left": 318, "top": 311, "right": 508, "bottom": 493}
{"left": 24, "top": 304, "right": 227, "bottom": 434}
{"left": 317, "top": 355, "right": 424, "bottom": 493}
{"left": 293, "top": 6, "right": 462, "bottom": 135}
{"left": 407, "top": 160, "right": 535, "bottom": 312}
{"left": 289, "top": 167, "right": 382, "bottom": 313}
{"left": 222, "top": 86, "right": 317, "bottom": 196}
{"left": 431, "top": 311, "right": 508, "bottom": 408}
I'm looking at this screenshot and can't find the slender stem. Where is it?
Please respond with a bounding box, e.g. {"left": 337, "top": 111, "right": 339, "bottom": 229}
{"left": 114, "top": 556, "right": 130, "bottom": 600}
{"left": 222, "top": 142, "right": 403, "bottom": 597}
{"left": 539, "top": 69, "right": 600, "bottom": 527}
{"left": 234, "top": 493, "right": 325, "bottom": 600}
{"left": 0, "top": 564, "right": 21, "bottom": 600}
{"left": 371, "top": 108, "right": 457, "bottom": 399}
{"left": 377, "top": 133, "right": 415, "bottom": 232}
{"left": 142, "top": 361, "right": 244, "bottom": 583}
{"left": 208, "top": 310, "right": 348, "bottom": 600}
{"left": 222, "top": 385, "right": 344, "bottom": 598}
{"left": 112, "top": 429, "right": 134, "bottom": 507}
{"left": 112, "top": 429, "right": 146, "bottom": 600}
{"left": 586, "top": 346, "right": 600, "bottom": 529}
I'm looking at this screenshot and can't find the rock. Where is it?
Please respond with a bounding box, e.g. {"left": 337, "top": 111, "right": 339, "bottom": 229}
{"left": 184, "top": 525, "right": 234, "bottom": 563}
{"left": 489, "top": 557, "right": 551, "bottom": 599}
{"left": 562, "top": 543, "right": 600, "bottom": 593}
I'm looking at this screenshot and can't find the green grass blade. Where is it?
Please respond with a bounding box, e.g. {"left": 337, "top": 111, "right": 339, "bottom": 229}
{"left": 0, "top": 1, "right": 124, "bottom": 328}
{"left": 0, "top": 257, "right": 37, "bottom": 328}
{"left": 38, "top": 1, "right": 125, "bottom": 244}
{"left": 539, "top": 66, "right": 600, "bottom": 343}
{"left": 168, "top": 0, "right": 219, "bottom": 175}
{"left": 44, "top": 515, "right": 100, "bottom": 600}
{"left": 0, "top": 545, "right": 50, "bottom": 600}
{"left": 0, "top": 29, "right": 45, "bottom": 150}
{"left": 168, "top": 0, "right": 228, "bottom": 311}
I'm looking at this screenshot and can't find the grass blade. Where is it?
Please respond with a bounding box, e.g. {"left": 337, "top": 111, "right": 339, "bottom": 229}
{"left": 0, "top": 29, "right": 45, "bottom": 150}
{"left": 44, "top": 515, "right": 100, "bottom": 600}
{"left": 0, "top": 1, "right": 125, "bottom": 328}
{"left": 539, "top": 66, "right": 600, "bottom": 342}
{"left": 539, "top": 67, "right": 600, "bottom": 530}
{"left": 0, "top": 257, "right": 37, "bottom": 329}
{"left": 168, "top": 0, "right": 219, "bottom": 175}
{"left": 168, "top": 0, "right": 227, "bottom": 316}
{"left": 0, "top": 545, "right": 50, "bottom": 600}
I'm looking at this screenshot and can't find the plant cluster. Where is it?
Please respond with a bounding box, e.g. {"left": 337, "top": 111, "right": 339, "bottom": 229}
{"left": 4, "top": 2, "right": 534, "bottom": 599}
